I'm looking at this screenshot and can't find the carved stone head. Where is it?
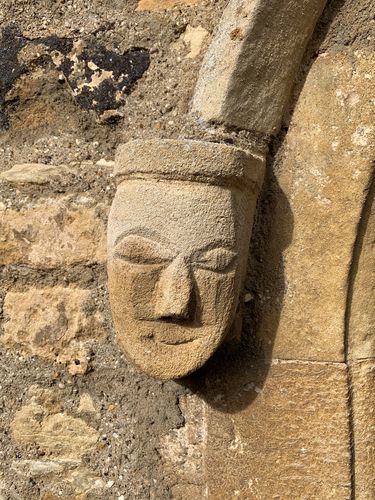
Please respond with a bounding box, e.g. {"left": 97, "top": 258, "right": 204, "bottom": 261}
{"left": 108, "top": 139, "right": 264, "bottom": 379}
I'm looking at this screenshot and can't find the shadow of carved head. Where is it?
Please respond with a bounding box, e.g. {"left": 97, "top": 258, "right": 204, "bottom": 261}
{"left": 107, "top": 139, "right": 264, "bottom": 379}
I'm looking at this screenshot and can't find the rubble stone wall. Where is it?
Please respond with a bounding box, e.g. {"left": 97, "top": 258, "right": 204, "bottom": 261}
{"left": 0, "top": 0, "right": 373, "bottom": 498}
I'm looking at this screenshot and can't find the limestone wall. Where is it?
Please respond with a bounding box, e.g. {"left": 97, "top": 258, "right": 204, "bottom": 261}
{"left": 0, "top": 0, "right": 373, "bottom": 498}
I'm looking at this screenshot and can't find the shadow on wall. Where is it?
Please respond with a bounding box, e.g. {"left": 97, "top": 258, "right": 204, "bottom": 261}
{"left": 346, "top": 163, "right": 375, "bottom": 359}
{"left": 284, "top": 0, "right": 348, "bottom": 129}
{"left": 179, "top": 159, "right": 294, "bottom": 413}
{"left": 177, "top": 0, "right": 354, "bottom": 413}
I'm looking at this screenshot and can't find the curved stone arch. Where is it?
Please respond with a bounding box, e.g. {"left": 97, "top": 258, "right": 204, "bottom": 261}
{"left": 348, "top": 178, "right": 375, "bottom": 360}
{"left": 347, "top": 175, "right": 375, "bottom": 498}
{"left": 191, "top": 0, "right": 327, "bottom": 136}
{"left": 187, "top": 2, "right": 375, "bottom": 498}
{"left": 191, "top": 3, "right": 375, "bottom": 498}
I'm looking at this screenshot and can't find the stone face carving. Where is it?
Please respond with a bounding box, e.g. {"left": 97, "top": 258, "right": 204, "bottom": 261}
{"left": 107, "top": 139, "right": 264, "bottom": 379}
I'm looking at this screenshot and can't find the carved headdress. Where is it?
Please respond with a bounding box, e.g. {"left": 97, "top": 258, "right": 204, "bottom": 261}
{"left": 115, "top": 139, "right": 264, "bottom": 190}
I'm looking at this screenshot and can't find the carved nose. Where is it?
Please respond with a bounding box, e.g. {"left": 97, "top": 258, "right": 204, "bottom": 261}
{"left": 154, "top": 255, "right": 193, "bottom": 321}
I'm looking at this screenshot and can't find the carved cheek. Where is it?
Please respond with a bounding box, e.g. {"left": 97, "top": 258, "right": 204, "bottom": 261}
{"left": 194, "top": 269, "right": 237, "bottom": 327}
{"left": 129, "top": 266, "right": 163, "bottom": 320}
{"left": 108, "top": 258, "right": 163, "bottom": 320}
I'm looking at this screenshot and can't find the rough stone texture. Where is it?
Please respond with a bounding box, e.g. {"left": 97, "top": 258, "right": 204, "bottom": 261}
{"left": 351, "top": 361, "right": 375, "bottom": 500}
{"left": 77, "top": 393, "right": 98, "bottom": 416}
{"left": 115, "top": 139, "right": 264, "bottom": 187}
{"left": 255, "top": 49, "right": 375, "bottom": 362}
{"left": 312, "top": 0, "right": 375, "bottom": 52}
{"left": 10, "top": 385, "right": 103, "bottom": 497}
{"left": 137, "top": 0, "right": 199, "bottom": 10}
{"left": 204, "top": 361, "right": 351, "bottom": 498}
{"left": 160, "top": 394, "right": 206, "bottom": 498}
{"left": 0, "top": 26, "right": 150, "bottom": 126}
{"left": 0, "top": 163, "right": 69, "bottom": 184}
{"left": 180, "top": 25, "right": 210, "bottom": 59}
{"left": 12, "top": 397, "right": 99, "bottom": 458}
{"left": 12, "top": 462, "right": 105, "bottom": 498}
{"left": 0, "top": 350, "right": 186, "bottom": 499}
{"left": 0, "top": 200, "right": 107, "bottom": 268}
{"left": 0, "top": 0, "right": 372, "bottom": 497}
{"left": 108, "top": 140, "right": 265, "bottom": 379}
{"left": 349, "top": 189, "right": 375, "bottom": 360}
{"left": 2, "top": 287, "right": 104, "bottom": 374}
{"left": 0, "top": 1, "right": 226, "bottom": 171}
{"left": 192, "top": 0, "right": 327, "bottom": 135}
{"left": 54, "top": 39, "right": 150, "bottom": 120}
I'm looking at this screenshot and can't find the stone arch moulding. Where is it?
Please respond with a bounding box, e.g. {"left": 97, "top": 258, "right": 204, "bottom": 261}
{"left": 191, "top": 0, "right": 328, "bottom": 136}
{"left": 348, "top": 177, "right": 375, "bottom": 498}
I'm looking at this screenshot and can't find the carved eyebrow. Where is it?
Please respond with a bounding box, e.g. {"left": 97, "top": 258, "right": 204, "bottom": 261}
{"left": 114, "top": 232, "right": 235, "bottom": 256}
{"left": 195, "top": 239, "right": 236, "bottom": 254}
{"left": 114, "top": 227, "right": 169, "bottom": 247}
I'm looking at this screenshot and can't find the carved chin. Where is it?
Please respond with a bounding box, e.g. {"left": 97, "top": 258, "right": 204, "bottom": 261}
{"left": 116, "top": 325, "right": 226, "bottom": 379}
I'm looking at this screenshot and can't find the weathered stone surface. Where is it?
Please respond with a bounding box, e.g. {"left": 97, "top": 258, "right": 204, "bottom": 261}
{"left": 0, "top": 163, "right": 69, "bottom": 184}
{"left": 182, "top": 25, "right": 210, "bottom": 59}
{"left": 0, "top": 200, "right": 107, "bottom": 268}
{"left": 109, "top": 140, "right": 264, "bottom": 379}
{"left": 57, "top": 39, "right": 150, "bottom": 119}
{"left": 160, "top": 395, "right": 206, "bottom": 498}
{"left": 77, "top": 393, "right": 98, "bottom": 416}
{"left": 11, "top": 386, "right": 99, "bottom": 458}
{"left": 2, "top": 287, "right": 104, "bottom": 373}
{"left": 349, "top": 191, "right": 375, "bottom": 360}
{"left": 62, "top": 467, "right": 105, "bottom": 495}
{"left": 137, "top": 0, "right": 198, "bottom": 11}
{"left": 352, "top": 361, "right": 375, "bottom": 499}
{"left": 258, "top": 49, "right": 375, "bottom": 361}
{"left": 10, "top": 386, "right": 102, "bottom": 495}
{"left": 0, "top": 480, "right": 7, "bottom": 500}
{"left": 192, "top": 0, "right": 327, "bottom": 135}
{"left": 11, "top": 460, "right": 104, "bottom": 496}
{"left": 0, "top": 27, "right": 150, "bottom": 123}
{"left": 12, "top": 459, "right": 81, "bottom": 477}
{"left": 205, "top": 361, "right": 351, "bottom": 498}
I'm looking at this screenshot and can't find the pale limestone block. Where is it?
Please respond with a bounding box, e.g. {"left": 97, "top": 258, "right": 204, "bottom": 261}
{"left": 0, "top": 163, "right": 69, "bottom": 184}
{"left": 78, "top": 393, "right": 98, "bottom": 416}
{"left": 0, "top": 200, "right": 107, "bottom": 268}
{"left": 182, "top": 25, "right": 210, "bottom": 59}
{"left": 258, "top": 49, "right": 375, "bottom": 361}
{"left": 352, "top": 361, "right": 375, "bottom": 500}
{"left": 205, "top": 361, "right": 351, "bottom": 498}
{"left": 160, "top": 394, "right": 206, "bottom": 499}
{"left": 0, "top": 481, "right": 8, "bottom": 500}
{"left": 12, "top": 460, "right": 104, "bottom": 496}
{"left": 11, "top": 459, "right": 81, "bottom": 477}
{"left": 192, "top": 0, "right": 327, "bottom": 135}
{"left": 349, "top": 193, "right": 375, "bottom": 360}
{"left": 108, "top": 139, "right": 265, "bottom": 379}
{"left": 63, "top": 467, "right": 105, "bottom": 495}
{"left": 137, "top": 0, "right": 198, "bottom": 11}
{"left": 2, "top": 287, "right": 104, "bottom": 373}
{"left": 11, "top": 386, "right": 99, "bottom": 459}
{"left": 11, "top": 458, "right": 104, "bottom": 495}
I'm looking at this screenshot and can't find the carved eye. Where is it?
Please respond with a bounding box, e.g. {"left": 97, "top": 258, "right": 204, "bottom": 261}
{"left": 195, "top": 248, "right": 237, "bottom": 272}
{"left": 114, "top": 235, "right": 173, "bottom": 265}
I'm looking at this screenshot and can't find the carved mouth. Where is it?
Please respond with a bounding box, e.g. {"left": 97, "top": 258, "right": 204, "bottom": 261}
{"left": 140, "top": 333, "right": 197, "bottom": 346}
{"left": 159, "top": 338, "right": 196, "bottom": 346}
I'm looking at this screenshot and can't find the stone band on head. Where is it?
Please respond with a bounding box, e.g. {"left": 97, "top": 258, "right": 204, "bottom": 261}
{"left": 115, "top": 139, "right": 264, "bottom": 190}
